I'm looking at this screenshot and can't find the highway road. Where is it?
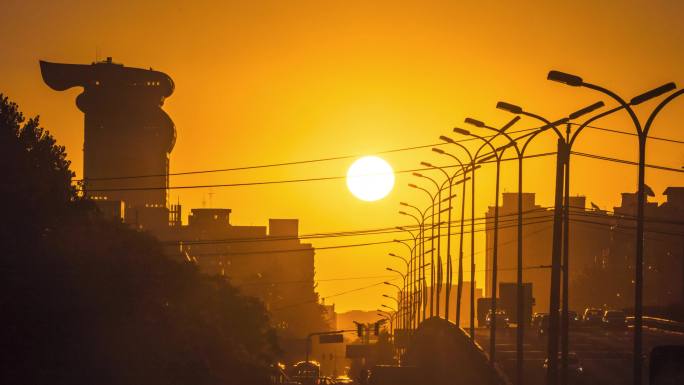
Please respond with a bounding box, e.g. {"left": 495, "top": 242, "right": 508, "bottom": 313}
{"left": 474, "top": 325, "right": 684, "bottom": 385}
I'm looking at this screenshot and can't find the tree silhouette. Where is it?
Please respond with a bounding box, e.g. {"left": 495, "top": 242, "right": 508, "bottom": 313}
{"left": 0, "top": 94, "right": 76, "bottom": 255}
{"left": 0, "top": 94, "right": 278, "bottom": 385}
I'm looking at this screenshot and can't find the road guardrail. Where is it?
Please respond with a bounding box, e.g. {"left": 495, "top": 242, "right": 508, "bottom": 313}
{"left": 627, "top": 316, "right": 684, "bottom": 333}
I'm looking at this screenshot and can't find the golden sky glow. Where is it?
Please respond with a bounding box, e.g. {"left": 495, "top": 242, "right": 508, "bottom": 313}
{"left": 2, "top": 0, "right": 684, "bottom": 312}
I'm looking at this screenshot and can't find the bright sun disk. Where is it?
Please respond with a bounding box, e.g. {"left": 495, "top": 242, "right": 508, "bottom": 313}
{"left": 346, "top": 156, "right": 395, "bottom": 201}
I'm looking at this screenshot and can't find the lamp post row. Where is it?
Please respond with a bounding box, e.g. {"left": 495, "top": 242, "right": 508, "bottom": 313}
{"left": 385, "top": 70, "right": 679, "bottom": 385}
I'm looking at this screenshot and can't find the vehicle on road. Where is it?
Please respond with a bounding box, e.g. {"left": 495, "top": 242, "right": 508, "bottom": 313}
{"left": 537, "top": 314, "right": 550, "bottom": 337}
{"left": 333, "top": 375, "right": 354, "bottom": 384}
{"left": 602, "top": 310, "right": 628, "bottom": 328}
{"left": 532, "top": 312, "right": 547, "bottom": 329}
{"left": 583, "top": 308, "right": 604, "bottom": 326}
{"left": 543, "top": 352, "right": 583, "bottom": 376}
{"left": 485, "top": 309, "right": 510, "bottom": 328}
{"left": 269, "top": 363, "right": 302, "bottom": 385}
{"left": 290, "top": 361, "right": 321, "bottom": 385}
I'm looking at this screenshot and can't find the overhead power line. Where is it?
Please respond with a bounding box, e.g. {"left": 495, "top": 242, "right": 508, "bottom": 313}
{"left": 271, "top": 263, "right": 557, "bottom": 312}
{"left": 166, "top": 205, "right": 555, "bottom": 245}
{"left": 266, "top": 219, "right": 683, "bottom": 311}
{"left": 568, "top": 122, "right": 684, "bottom": 145}
{"left": 261, "top": 210, "right": 684, "bottom": 311}
{"left": 272, "top": 280, "right": 395, "bottom": 311}
{"left": 83, "top": 149, "right": 682, "bottom": 193}
{"left": 174, "top": 209, "right": 638, "bottom": 246}
{"left": 571, "top": 151, "right": 684, "bottom": 173}
{"left": 76, "top": 126, "right": 542, "bottom": 182}
{"left": 168, "top": 203, "right": 684, "bottom": 248}
{"left": 183, "top": 212, "right": 684, "bottom": 259}
{"left": 238, "top": 220, "right": 559, "bottom": 289}
{"left": 78, "top": 123, "right": 684, "bottom": 182}
{"left": 182, "top": 217, "right": 559, "bottom": 258}
{"left": 82, "top": 152, "right": 556, "bottom": 192}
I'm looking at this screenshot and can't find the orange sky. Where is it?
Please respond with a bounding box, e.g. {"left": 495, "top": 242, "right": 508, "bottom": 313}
{"left": 2, "top": 0, "right": 683, "bottom": 312}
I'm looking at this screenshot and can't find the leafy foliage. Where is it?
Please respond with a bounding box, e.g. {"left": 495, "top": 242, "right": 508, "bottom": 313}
{"left": 0, "top": 94, "right": 76, "bottom": 254}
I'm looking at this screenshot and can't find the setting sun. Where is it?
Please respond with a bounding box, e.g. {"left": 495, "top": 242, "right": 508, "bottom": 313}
{"left": 346, "top": 156, "right": 395, "bottom": 202}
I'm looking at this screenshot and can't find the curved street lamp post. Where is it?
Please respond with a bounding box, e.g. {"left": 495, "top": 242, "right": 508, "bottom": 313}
{"left": 412, "top": 173, "right": 443, "bottom": 318}
{"left": 546, "top": 70, "right": 679, "bottom": 385}
{"left": 453, "top": 119, "right": 514, "bottom": 363}
{"left": 421, "top": 160, "right": 469, "bottom": 323}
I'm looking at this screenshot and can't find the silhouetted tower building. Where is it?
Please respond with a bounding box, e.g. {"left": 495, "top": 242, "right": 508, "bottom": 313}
{"left": 40, "top": 58, "right": 175, "bottom": 231}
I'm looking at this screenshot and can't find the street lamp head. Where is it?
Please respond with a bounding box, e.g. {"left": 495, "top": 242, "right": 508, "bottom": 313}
{"left": 412, "top": 172, "right": 424, "bottom": 178}
{"left": 420, "top": 161, "right": 433, "bottom": 168}
{"left": 408, "top": 183, "right": 418, "bottom": 188}
{"left": 386, "top": 267, "right": 394, "bottom": 272}
{"left": 453, "top": 127, "right": 471, "bottom": 136}
{"left": 496, "top": 142, "right": 515, "bottom": 152}
{"left": 478, "top": 153, "right": 497, "bottom": 163}
{"left": 439, "top": 135, "right": 455, "bottom": 143}
{"left": 389, "top": 252, "right": 397, "bottom": 257}
{"left": 398, "top": 210, "right": 407, "bottom": 215}
{"left": 547, "top": 70, "right": 583, "bottom": 86}
{"left": 432, "top": 147, "right": 445, "bottom": 154}
{"left": 399, "top": 201, "right": 409, "bottom": 206}
{"left": 630, "top": 82, "right": 677, "bottom": 106}
{"left": 568, "top": 101, "right": 605, "bottom": 120}
{"left": 382, "top": 294, "right": 390, "bottom": 298}
{"left": 496, "top": 101, "right": 523, "bottom": 114}
{"left": 464, "top": 117, "right": 485, "bottom": 127}
{"left": 501, "top": 115, "right": 521, "bottom": 132}
{"left": 383, "top": 281, "right": 391, "bottom": 285}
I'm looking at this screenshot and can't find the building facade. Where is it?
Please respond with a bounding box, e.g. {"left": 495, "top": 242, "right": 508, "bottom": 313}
{"left": 176, "top": 209, "right": 328, "bottom": 337}
{"left": 41, "top": 58, "right": 329, "bottom": 338}
{"left": 485, "top": 190, "right": 684, "bottom": 314}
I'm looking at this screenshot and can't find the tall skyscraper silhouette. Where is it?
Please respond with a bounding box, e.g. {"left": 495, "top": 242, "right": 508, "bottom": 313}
{"left": 40, "top": 57, "right": 175, "bottom": 229}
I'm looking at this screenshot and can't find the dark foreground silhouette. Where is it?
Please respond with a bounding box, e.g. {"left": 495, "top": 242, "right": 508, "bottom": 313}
{"left": 403, "top": 317, "right": 508, "bottom": 385}
{"left": 0, "top": 93, "right": 277, "bottom": 385}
